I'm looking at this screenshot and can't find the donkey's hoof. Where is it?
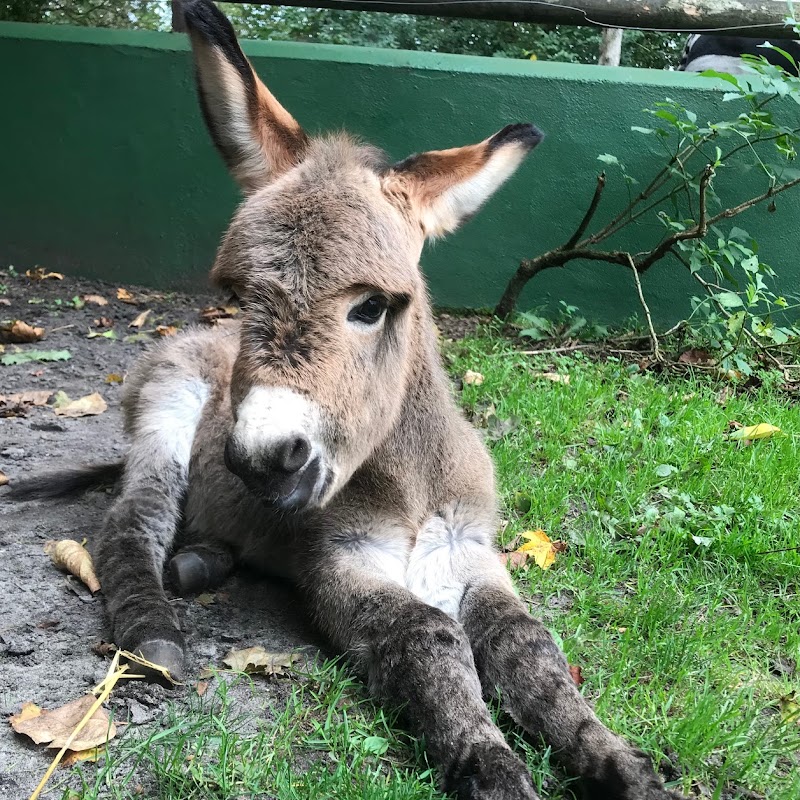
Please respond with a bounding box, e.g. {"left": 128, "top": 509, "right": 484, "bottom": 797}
{"left": 169, "top": 551, "right": 210, "bottom": 595}
{"left": 126, "top": 638, "right": 185, "bottom": 685}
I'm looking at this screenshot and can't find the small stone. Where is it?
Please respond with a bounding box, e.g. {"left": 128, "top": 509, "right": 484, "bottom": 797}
{"left": 1, "top": 447, "right": 25, "bottom": 459}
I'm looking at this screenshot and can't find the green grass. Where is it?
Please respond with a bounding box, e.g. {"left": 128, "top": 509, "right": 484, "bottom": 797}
{"left": 61, "top": 331, "right": 800, "bottom": 799}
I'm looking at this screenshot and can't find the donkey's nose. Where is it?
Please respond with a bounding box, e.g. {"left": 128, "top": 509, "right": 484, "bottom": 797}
{"left": 276, "top": 435, "right": 311, "bottom": 473}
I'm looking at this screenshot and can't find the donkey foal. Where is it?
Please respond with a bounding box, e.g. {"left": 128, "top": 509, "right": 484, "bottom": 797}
{"left": 15, "top": 2, "right": 683, "bottom": 797}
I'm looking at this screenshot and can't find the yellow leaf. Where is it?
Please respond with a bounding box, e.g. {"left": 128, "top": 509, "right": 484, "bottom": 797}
{"left": 61, "top": 747, "right": 103, "bottom": 768}
{"left": 128, "top": 309, "right": 151, "bottom": 329}
{"left": 105, "top": 373, "right": 124, "bottom": 384}
{"left": 729, "top": 423, "right": 781, "bottom": 441}
{"left": 0, "top": 469, "right": 8, "bottom": 487}
{"left": 155, "top": 324, "right": 178, "bottom": 337}
{"left": 44, "top": 539, "right": 101, "bottom": 593}
{"left": 463, "top": 370, "right": 484, "bottom": 386}
{"left": 222, "top": 646, "right": 299, "bottom": 676}
{"left": 53, "top": 392, "right": 107, "bottom": 418}
{"left": 780, "top": 692, "right": 800, "bottom": 725}
{"left": 515, "top": 529, "right": 562, "bottom": 570}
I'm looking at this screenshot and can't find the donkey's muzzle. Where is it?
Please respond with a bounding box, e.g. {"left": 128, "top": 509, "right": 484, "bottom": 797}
{"left": 224, "top": 434, "right": 322, "bottom": 511}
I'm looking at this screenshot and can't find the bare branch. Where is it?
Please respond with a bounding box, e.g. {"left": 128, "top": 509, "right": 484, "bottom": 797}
{"left": 565, "top": 173, "right": 606, "bottom": 249}
{"left": 626, "top": 254, "right": 662, "bottom": 361}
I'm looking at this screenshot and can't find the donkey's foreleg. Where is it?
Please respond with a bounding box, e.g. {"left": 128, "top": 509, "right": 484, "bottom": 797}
{"left": 95, "top": 377, "right": 209, "bottom": 680}
{"left": 461, "top": 583, "right": 682, "bottom": 800}
{"left": 303, "top": 530, "right": 539, "bottom": 800}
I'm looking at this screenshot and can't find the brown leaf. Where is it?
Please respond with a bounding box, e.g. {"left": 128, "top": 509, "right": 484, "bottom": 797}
{"left": 498, "top": 551, "right": 529, "bottom": 569}
{"left": 91, "top": 641, "right": 117, "bottom": 658}
{"left": 155, "top": 324, "right": 178, "bottom": 337}
{"left": 0, "top": 470, "right": 8, "bottom": 487}
{"left": 44, "top": 539, "right": 101, "bottom": 593}
{"left": 463, "top": 370, "right": 484, "bottom": 386}
{"left": 532, "top": 371, "right": 570, "bottom": 385}
{"left": 116, "top": 287, "right": 138, "bottom": 304}
{"left": 0, "top": 320, "right": 45, "bottom": 343}
{"left": 82, "top": 294, "right": 108, "bottom": 306}
{"left": 678, "top": 348, "right": 715, "bottom": 366}
{"left": 0, "top": 390, "right": 54, "bottom": 418}
{"left": 195, "top": 681, "right": 209, "bottom": 697}
{"left": 26, "top": 267, "right": 64, "bottom": 281}
{"left": 569, "top": 665, "right": 585, "bottom": 687}
{"left": 10, "top": 695, "right": 116, "bottom": 750}
{"left": 53, "top": 392, "right": 107, "bottom": 418}
{"left": 105, "top": 373, "right": 124, "bottom": 385}
{"left": 222, "top": 646, "right": 299, "bottom": 677}
{"left": 198, "top": 305, "right": 239, "bottom": 323}
{"left": 128, "top": 309, "right": 151, "bottom": 329}
{"left": 93, "top": 317, "right": 114, "bottom": 329}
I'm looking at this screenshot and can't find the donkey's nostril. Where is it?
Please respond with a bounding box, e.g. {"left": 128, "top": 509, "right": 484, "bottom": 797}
{"left": 277, "top": 435, "right": 311, "bottom": 473}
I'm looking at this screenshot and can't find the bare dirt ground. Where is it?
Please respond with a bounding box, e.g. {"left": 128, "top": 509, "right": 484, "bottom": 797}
{"left": 0, "top": 269, "right": 321, "bottom": 797}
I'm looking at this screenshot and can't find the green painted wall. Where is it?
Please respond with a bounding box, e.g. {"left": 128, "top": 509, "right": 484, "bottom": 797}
{"left": 1, "top": 22, "right": 798, "bottom": 323}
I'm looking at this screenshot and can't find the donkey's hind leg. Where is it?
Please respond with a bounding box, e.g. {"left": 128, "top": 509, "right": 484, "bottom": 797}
{"left": 169, "top": 541, "right": 235, "bottom": 596}
{"left": 95, "top": 373, "right": 209, "bottom": 681}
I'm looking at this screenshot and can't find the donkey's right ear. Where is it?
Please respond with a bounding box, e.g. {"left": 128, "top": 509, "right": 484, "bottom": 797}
{"left": 183, "top": 0, "right": 307, "bottom": 193}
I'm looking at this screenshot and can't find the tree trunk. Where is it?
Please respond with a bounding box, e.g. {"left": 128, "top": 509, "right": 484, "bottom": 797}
{"left": 598, "top": 28, "right": 623, "bottom": 66}
{"left": 236, "top": 1, "right": 796, "bottom": 38}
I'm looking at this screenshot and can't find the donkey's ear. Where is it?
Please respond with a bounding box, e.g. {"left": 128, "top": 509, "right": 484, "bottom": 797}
{"left": 386, "top": 123, "right": 543, "bottom": 238}
{"left": 183, "top": 0, "right": 307, "bottom": 193}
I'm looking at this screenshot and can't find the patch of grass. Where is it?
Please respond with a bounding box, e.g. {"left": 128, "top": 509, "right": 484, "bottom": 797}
{"left": 63, "top": 331, "right": 799, "bottom": 799}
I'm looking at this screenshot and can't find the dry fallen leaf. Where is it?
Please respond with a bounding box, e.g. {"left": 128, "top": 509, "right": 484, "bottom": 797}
{"left": 195, "top": 681, "right": 209, "bottom": 697}
{"left": 0, "top": 390, "right": 53, "bottom": 418}
{"left": 93, "top": 317, "right": 114, "bottom": 329}
{"left": 497, "top": 551, "right": 529, "bottom": 569}
{"left": 780, "top": 692, "right": 800, "bottom": 725}
{"left": 105, "top": 373, "right": 124, "bottom": 385}
{"left": 92, "top": 641, "right": 117, "bottom": 658}
{"left": 463, "top": 370, "right": 484, "bottom": 386}
{"left": 128, "top": 309, "right": 151, "bottom": 329}
{"left": 82, "top": 294, "right": 108, "bottom": 307}
{"left": 195, "top": 593, "right": 216, "bottom": 607}
{"left": 53, "top": 392, "right": 107, "bottom": 418}
{"left": 0, "top": 320, "right": 45, "bottom": 343}
{"left": 515, "top": 529, "right": 565, "bottom": 571}
{"left": 532, "top": 371, "right": 570, "bottom": 385}
{"left": 0, "top": 470, "right": 8, "bottom": 487}
{"left": 198, "top": 305, "right": 239, "bottom": 323}
{"left": 61, "top": 747, "right": 103, "bottom": 768}
{"left": 678, "top": 348, "right": 715, "bottom": 366}
{"left": 222, "top": 646, "right": 299, "bottom": 677}
{"left": 44, "top": 539, "right": 101, "bottom": 593}
{"left": 728, "top": 423, "right": 781, "bottom": 442}
{"left": 0, "top": 298, "right": 10, "bottom": 306}
{"left": 116, "top": 287, "right": 138, "bottom": 305}
{"left": 26, "top": 268, "right": 64, "bottom": 281}
{"left": 10, "top": 695, "right": 116, "bottom": 751}
{"left": 569, "top": 665, "right": 585, "bottom": 687}
{"left": 155, "top": 324, "right": 178, "bottom": 337}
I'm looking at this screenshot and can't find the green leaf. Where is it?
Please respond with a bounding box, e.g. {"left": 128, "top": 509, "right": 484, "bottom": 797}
{"left": 597, "top": 153, "right": 619, "bottom": 166}
{"left": 691, "top": 535, "right": 714, "bottom": 547}
{"left": 361, "top": 736, "right": 389, "bottom": 756}
{"left": 655, "top": 464, "right": 677, "bottom": 478}
{"left": 0, "top": 349, "right": 71, "bottom": 366}
{"left": 87, "top": 329, "right": 117, "bottom": 340}
{"left": 715, "top": 291, "right": 744, "bottom": 309}
{"left": 631, "top": 126, "right": 655, "bottom": 134}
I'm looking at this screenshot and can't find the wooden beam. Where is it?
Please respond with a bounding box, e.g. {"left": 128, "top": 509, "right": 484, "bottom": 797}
{"left": 236, "top": 1, "right": 797, "bottom": 38}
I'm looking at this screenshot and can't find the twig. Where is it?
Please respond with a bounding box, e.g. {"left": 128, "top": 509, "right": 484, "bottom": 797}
{"left": 626, "top": 254, "right": 662, "bottom": 361}
{"left": 565, "top": 173, "right": 606, "bottom": 249}
{"left": 754, "top": 545, "right": 800, "bottom": 555}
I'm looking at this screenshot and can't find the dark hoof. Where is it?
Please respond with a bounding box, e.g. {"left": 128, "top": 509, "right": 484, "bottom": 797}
{"left": 170, "top": 551, "right": 210, "bottom": 595}
{"left": 125, "top": 638, "right": 186, "bottom": 685}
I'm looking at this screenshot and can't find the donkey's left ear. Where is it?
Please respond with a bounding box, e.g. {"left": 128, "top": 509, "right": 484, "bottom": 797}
{"left": 385, "top": 123, "right": 543, "bottom": 238}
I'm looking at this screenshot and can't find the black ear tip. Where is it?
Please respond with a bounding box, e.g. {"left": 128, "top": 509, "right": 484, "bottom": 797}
{"left": 488, "top": 123, "right": 545, "bottom": 152}
{"left": 182, "top": 0, "right": 230, "bottom": 33}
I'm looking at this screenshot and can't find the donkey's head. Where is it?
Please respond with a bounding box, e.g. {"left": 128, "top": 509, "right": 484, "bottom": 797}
{"left": 184, "top": 0, "right": 542, "bottom": 511}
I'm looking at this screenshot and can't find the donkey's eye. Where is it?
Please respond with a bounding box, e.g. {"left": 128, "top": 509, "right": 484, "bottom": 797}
{"left": 348, "top": 295, "right": 388, "bottom": 326}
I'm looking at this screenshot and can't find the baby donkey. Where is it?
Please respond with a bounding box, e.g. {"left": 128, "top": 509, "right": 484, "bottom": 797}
{"left": 18, "top": 2, "right": 683, "bottom": 797}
